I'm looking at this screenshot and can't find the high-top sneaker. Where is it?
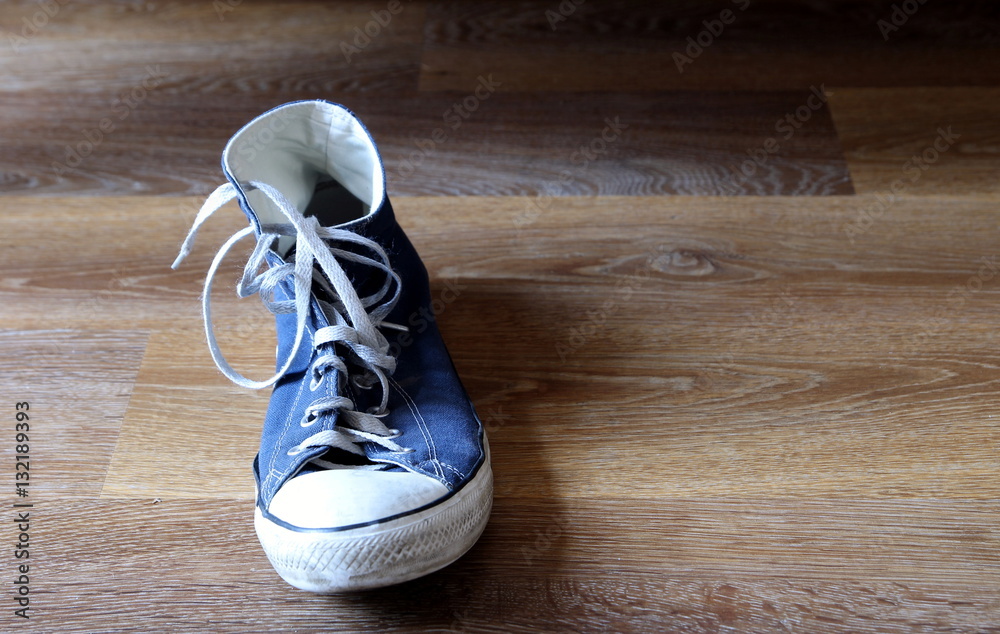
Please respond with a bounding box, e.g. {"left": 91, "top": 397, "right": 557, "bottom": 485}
{"left": 172, "top": 100, "right": 493, "bottom": 592}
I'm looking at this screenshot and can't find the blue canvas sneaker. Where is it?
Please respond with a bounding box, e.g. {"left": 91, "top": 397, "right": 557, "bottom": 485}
{"left": 172, "top": 100, "right": 493, "bottom": 592}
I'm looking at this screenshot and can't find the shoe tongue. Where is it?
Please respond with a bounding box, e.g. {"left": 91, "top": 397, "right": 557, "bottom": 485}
{"left": 220, "top": 100, "right": 386, "bottom": 230}
{"left": 296, "top": 448, "right": 408, "bottom": 476}
{"left": 275, "top": 178, "right": 373, "bottom": 267}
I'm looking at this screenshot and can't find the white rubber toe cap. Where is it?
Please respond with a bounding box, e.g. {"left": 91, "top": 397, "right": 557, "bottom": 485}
{"left": 267, "top": 469, "right": 450, "bottom": 529}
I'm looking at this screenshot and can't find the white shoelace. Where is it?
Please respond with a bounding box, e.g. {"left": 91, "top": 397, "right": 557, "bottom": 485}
{"left": 172, "top": 181, "right": 410, "bottom": 464}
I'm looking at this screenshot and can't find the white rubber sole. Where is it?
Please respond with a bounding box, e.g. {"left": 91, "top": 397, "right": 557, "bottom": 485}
{"left": 254, "top": 445, "right": 493, "bottom": 593}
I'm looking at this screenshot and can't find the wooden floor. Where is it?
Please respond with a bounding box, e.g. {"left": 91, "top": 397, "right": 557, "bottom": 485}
{"left": 2, "top": 1, "right": 999, "bottom": 632}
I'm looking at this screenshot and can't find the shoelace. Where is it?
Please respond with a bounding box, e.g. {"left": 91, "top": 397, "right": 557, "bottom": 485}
{"left": 172, "top": 181, "right": 411, "bottom": 466}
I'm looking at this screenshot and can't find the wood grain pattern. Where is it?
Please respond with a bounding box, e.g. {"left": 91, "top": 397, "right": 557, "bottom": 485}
{"left": 0, "top": 1, "right": 427, "bottom": 94}
{"left": 2, "top": 0, "right": 999, "bottom": 631}
{"left": 374, "top": 90, "right": 854, "bottom": 196}
{"left": 829, "top": 88, "right": 1000, "bottom": 195}
{"left": 19, "top": 499, "right": 1000, "bottom": 632}
{"left": 0, "top": 0, "right": 427, "bottom": 195}
{"left": 0, "top": 330, "right": 146, "bottom": 497}
{"left": 101, "top": 328, "right": 269, "bottom": 499}
{"left": 421, "top": 1, "right": 1000, "bottom": 91}
{"left": 5, "top": 193, "right": 999, "bottom": 327}
{"left": 0, "top": 88, "right": 854, "bottom": 196}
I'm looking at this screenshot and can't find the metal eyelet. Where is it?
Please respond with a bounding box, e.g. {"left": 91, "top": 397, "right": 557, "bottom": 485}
{"left": 309, "top": 364, "right": 326, "bottom": 391}
{"left": 286, "top": 446, "right": 304, "bottom": 456}
{"left": 397, "top": 448, "right": 416, "bottom": 454}
{"left": 385, "top": 428, "right": 402, "bottom": 439}
{"left": 300, "top": 413, "right": 319, "bottom": 428}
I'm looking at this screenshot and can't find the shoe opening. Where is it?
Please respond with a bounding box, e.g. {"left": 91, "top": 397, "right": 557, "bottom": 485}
{"left": 222, "top": 101, "right": 385, "bottom": 236}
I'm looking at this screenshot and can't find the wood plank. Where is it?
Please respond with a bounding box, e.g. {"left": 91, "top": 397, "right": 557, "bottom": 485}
{"left": 372, "top": 90, "right": 853, "bottom": 196}
{"left": 829, "top": 87, "right": 1000, "bottom": 196}
{"left": 100, "top": 333, "right": 1000, "bottom": 501}
{"left": 100, "top": 328, "right": 269, "bottom": 499}
{"left": 0, "top": 330, "right": 147, "bottom": 497}
{"left": 421, "top": 1, "right": 1000, "bottom": 91}
{"left": 0, "top": 1, "right": 426, "bottom": 95}
{"left": 3, "top": 194, "right": 999, "bottom": 339}
{"left": 28, "top": 499, "right": 1000, "bottom": 632}
{"left": 0, "top": 88, "right": 854, "bottom": 196}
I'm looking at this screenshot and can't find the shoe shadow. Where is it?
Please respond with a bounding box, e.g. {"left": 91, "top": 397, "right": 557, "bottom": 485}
{"left": 318, "top": 279, "right": 573, "bottom": 629}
